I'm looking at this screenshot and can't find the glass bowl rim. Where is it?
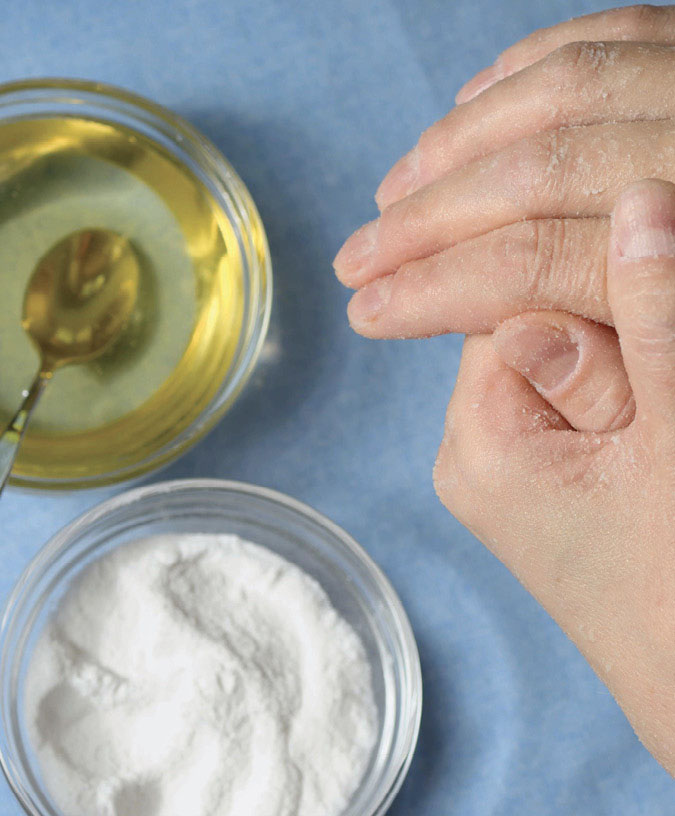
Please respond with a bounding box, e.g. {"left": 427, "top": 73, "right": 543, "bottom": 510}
{"left": 0, "top": 478, "right": 423, "bottom": 816}
{"left": 0, "top": 77, "right": 273, "bottom": 491}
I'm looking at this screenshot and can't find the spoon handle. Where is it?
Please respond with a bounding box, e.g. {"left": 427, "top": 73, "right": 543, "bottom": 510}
{"left": 0, "top": 369, "right": 52, "bottom": 493}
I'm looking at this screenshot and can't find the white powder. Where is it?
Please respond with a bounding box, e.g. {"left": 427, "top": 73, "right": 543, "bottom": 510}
{"left": 25, "top": 534, "right": 378, "bottom": 816}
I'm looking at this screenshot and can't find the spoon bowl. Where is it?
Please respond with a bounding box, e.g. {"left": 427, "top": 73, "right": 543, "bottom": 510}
{"left": 22, "top": 229, "right": 139, "bottom": 370}
{"left": 0, "top": 228, "right": 139, "bottom": 492}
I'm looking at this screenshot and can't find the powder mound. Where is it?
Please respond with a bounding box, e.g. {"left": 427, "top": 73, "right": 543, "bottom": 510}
{"left": 25, "top": 534, "right": 378, "bottom": 816}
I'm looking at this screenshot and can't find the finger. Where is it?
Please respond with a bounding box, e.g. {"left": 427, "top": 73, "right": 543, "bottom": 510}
{"left": 434, "top": 335, "right": 594, "bottom": 548}
{"left": 608, "top": 178, "right": 675, "bottom": 435}
{"left": 435, "top": 331, "right": 671, "bottom": 771}
{"left": 377, "top": 41, "right": 675, "bottom": 210}
{"left": 334, "top": 119, "right": 675, "bottom": 289}
{"left": 493, "top": 310, "right": 634, "bottom": 432}
{"left": 347, "top": 218, "right": 610, "bottom": 337}
{"left": 433, "top": 327, "right": 660, "bottom": 769}
{"left": 456, "top": 4, "right": 675, "bottom": 104}
{"left": 434, "top": 334, "right": 629, "bottom": 608}
{"left": 434, "top": 335, "right": 570, "bottom": 524}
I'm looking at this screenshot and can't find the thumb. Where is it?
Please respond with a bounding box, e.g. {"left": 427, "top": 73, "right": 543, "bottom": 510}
{"left": 493, "top": 310, "right": 634, "bottom": 432}
{"left": 608, "top": 179, "right": 675, "bottom": 435}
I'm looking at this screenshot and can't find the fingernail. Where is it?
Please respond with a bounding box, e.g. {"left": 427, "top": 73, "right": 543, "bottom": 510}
{"left": 348, "top": 275, "right": 393, "bottom": 325}
{"left": 333, "top": 219, "right": 379, "bottom": 281}
{"left": 613, "top": 186, "right": 675, "bottom": 259}
{"left": 494, "top": 323, "right": 579, "bottom": 393}
{"left": 455, "top": 60, "right": 503, "bottom": 104}
{"left": 375, "top": 147, "right": 420, "bottom": 210}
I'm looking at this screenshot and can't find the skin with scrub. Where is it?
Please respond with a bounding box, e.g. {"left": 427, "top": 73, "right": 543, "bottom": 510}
{"left": 334, "top": 4, "right": 675, "bottom": 777}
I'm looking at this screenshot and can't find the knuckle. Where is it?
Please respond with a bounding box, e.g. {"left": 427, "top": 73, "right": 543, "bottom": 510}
{"left": 380, "top": 196, "right": 430, "bottom": 257}
{"left": 510, "top": 219, "right": 564, "bottom": 304}
{"left": 547, "top": 40, "right": 588, "bottom": 76}
{"left": 509, "top": 131, "right": 570, "bottom": 205}
{"left": 545, "top": 41, "right": 597, "bottom": 88}
{"left": 400, "top": 202, "right": 426, "bottom": 235}
{"left": 543, "top": 40, "right": 621, "bottom": 94}
{"left": 505, "top": 137, "right": 546, "bottom": 196}
{"left": 508, "top": 219, "right": 606, "bottom": 316}
{"left": 582, "top": 221, "right": 611, "bottom": 320}
{"left": 611, "top": 4, "right": 661, "bottom": 37}
{"left": 393, "top": 195, "right": 433, "bottom": 246}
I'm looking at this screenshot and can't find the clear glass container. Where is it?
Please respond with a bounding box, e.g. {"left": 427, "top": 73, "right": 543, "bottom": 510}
{"left": 0, "top": 79, "right": 272, "bottom": 490}
{"left": 0, "top": 479, "right": 422, "bottom": 816}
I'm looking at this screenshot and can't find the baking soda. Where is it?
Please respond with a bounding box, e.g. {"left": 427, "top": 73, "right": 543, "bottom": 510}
{"left": 25, "top": 535, "right": 378, "bottom": 816}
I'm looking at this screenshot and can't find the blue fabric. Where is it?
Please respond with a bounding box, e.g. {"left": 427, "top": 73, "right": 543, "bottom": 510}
{"left": 1, "top": 1, "right": 673, "bottom": 813}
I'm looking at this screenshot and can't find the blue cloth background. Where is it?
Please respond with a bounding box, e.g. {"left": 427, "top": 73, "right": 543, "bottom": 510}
{"left": 0, "top": 1, "right": 673, "bottom": 813}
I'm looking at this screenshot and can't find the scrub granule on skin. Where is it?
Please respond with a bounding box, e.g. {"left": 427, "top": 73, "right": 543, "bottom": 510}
{"left": 25, "top": 535, "right": 378, "bottom": 816}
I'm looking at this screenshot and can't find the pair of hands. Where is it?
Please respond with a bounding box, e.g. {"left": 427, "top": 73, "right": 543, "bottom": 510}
{"left": 334, "top": 5, "right": 675, "bottom": 776}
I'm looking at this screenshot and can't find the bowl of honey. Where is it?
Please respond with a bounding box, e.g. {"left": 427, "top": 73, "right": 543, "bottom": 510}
{"left": 0, "top": 78, "right": 272, "bottom": 489}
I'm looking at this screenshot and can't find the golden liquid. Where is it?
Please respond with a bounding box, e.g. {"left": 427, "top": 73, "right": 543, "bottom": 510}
{"left": 0, "top": 116, "right": 248, "bottom": 486}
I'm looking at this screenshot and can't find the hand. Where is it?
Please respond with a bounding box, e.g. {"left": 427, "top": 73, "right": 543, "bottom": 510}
{"left": 333, "top": 5, "right": 675, "bottom": 339}
{"left": 433, "top": 179, "right": 675, "bottom": 775}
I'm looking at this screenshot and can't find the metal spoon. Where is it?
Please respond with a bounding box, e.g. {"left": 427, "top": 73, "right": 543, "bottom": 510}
{"left": 0, "top": 229, "right": 140, "bottom": 491}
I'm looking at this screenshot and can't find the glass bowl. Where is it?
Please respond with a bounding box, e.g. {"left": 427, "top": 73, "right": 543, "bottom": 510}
{"left": 0, "top": 79, "right": 272, "bottom": 490}
{"left": 0, "top": 479, "right": 422, "bottom": 816}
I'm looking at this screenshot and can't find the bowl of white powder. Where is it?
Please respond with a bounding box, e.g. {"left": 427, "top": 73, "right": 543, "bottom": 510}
{"left": 0, "top": 479, "right": 422, "bottom": 816}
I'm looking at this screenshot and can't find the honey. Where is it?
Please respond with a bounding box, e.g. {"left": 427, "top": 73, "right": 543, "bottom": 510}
{"left": 0, "top": 113, "right": 266, "bottom": 487}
